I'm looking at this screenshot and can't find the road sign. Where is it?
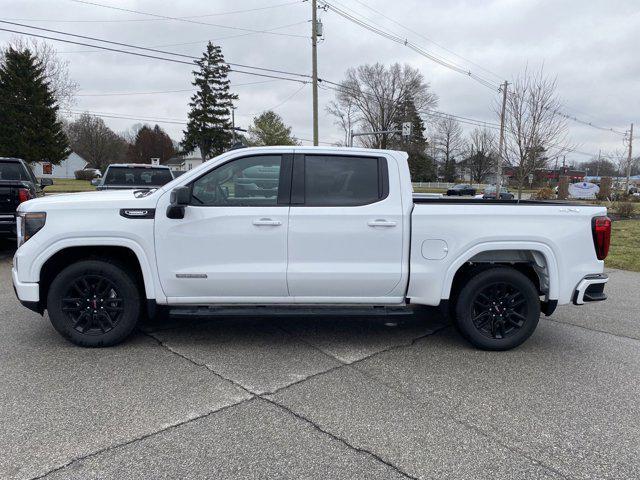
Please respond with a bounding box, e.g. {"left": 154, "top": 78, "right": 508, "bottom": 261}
{"left": 402, "top": 122, "right": 412, "bottom": 139}
{"left": 528, "top": 173, "right": 534, "bottom": 185}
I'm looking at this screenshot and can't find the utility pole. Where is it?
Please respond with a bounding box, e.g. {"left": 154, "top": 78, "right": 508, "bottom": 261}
{"left": 311, "top": 0, "right": 319, "bottom": 146}
{"left": 596, "top": 149, "right": 601, "bottom": 177}
{"left": 495, "top": 81, "right": 508, "bottom": 198}
{"left": 231, "top": 107, "right": 237, "bottom": 143}
{"left": 625, "top": 123, "right": 633, "bottom": 194}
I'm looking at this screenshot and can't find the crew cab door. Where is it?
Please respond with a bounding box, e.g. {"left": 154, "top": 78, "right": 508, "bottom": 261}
{"left": 287, "top": 153, "right": 404, "bottom": 300}
{"left": 154, "top": 154, "right": 291, "bottom": 302}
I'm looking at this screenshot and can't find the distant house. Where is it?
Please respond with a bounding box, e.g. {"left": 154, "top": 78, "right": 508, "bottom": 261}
{"left": 165, "top": 152, "right": 204, "bottom": 173}
{"left": 32, "top": 152, "right": 87, "bottom": 179}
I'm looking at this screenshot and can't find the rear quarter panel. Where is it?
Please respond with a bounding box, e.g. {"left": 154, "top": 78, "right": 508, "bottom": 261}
{"left": 408, "top": 203, "right": 607, "bottom": 306}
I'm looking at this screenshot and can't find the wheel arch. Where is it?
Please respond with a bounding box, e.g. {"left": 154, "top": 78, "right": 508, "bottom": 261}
{"left": 443, "top": 242, "right": 559, "bottom": 302}
{"left": 34, "top": 239, "right": 156, "bottom": 306}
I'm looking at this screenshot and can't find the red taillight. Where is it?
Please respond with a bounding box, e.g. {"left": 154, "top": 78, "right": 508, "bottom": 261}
{"left": 592, "top": 216, "right": 611, "bottom": 260}
{"left": 17, "top": 188, "right": 33, "bottom": 204}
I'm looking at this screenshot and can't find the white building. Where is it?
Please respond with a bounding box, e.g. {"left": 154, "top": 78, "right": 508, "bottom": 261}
{"left": 32, "top": 152, "right": 88, "bottom": 179}
{"left": 165, "top": 153, "right": 204, "bottom": 173}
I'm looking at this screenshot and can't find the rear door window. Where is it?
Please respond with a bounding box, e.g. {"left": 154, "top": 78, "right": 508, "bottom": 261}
{"left": 302, "top": 155, "right": 386, "bottom": 206}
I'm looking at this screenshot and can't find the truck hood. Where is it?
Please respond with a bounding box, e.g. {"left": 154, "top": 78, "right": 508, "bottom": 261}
{"left": 17, "top": 189, "right": 160, "bottom": 212}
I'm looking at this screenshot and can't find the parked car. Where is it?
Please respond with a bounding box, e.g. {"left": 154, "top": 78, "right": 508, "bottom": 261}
{"left": 0, "top": 157, "right": 52, "bottom": 237}
{"left": 93, "top": 164, "right": 173, "bottom": 190}
{"left": 483, "top": 185, "right": 515, "bottom": 200}
{"left": 84, "top": 167, "right": 102, "bottom": 178}
{"left": 13, "top": 147, "right": 610, "bottom": 351}
{"left": 446, "top": 184, "right": 476, "bottom": 196}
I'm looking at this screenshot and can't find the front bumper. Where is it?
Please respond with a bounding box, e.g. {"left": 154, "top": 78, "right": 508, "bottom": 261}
{"left": 573, "top": 273, "right": 608, "bottom": 305}
{"left": 12, "top": 266, "right": 39, "bottom": 303}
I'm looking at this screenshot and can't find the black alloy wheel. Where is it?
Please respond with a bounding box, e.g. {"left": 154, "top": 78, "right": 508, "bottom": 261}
{"left": 455, "top": 267, "right": 540, "bottom": 350}
{"left": 47, "top": 259, "right": 141, "bottom": 347}
{"left": 470, "top": 283, "right": 527, "bottom": 340}
{"left": 62, "top": 274, "right": 124, "bottom": 335}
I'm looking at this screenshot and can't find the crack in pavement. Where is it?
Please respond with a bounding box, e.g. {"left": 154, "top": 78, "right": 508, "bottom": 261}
{"left": 257, "top": 396, "right": 419, "bottom": 480}
{"left": 28, "top": 319, "right": 557, "bottom": 480}
{"left": 141, "top": 330, "right": 419, "bottom": 480}
{"left": 351, "top": 365, "right": 575, "bottom": 480}
{"left": 28, "top": 397, "right": 255, "bottom": 480}
{"left": 542, "top": 317, "right": 640, "bottom": 342}
{"left": 272, "top": 323, "right": 573, "bottom": 479}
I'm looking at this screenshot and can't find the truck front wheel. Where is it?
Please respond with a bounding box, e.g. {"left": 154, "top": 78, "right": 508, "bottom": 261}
{"left": 454, "top": 267, "right": 540, "bottom": 351}
{"left": 46, "top": 259, "right": 141, "bottom": 347}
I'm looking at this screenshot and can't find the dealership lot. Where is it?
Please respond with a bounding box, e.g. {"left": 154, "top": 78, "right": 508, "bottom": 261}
{"left": 1, "top": 239, "right": 639, "bottom": 480}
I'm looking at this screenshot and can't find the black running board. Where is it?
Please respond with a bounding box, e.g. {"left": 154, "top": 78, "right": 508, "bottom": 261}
{"left": 167, "top": 305, "right": 415, "bottom": 318}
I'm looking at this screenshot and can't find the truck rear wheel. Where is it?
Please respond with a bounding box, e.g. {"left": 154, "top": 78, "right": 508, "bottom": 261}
{"left": 46, "top": 259, "right": 141, "bottom": 347}
{"left": 454, "top": 267, "right": 540, "bottom": 351}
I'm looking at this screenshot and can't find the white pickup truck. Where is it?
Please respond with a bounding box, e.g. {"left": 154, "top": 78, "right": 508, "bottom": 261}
{"left": 12, "top": 146, "right": 611, "bottom": 350}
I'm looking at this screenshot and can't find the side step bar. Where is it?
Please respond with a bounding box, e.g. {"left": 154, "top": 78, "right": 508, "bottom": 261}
{"left": 167, "top": 305, "right": 416, "bottom": 318}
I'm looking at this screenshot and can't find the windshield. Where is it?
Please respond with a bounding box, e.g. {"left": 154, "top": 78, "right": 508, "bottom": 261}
{"left": 104, "top": 167, "right": 173, "bottom": 186}
{"left": 0, "top": 161, "right": 29, "bottom": 181}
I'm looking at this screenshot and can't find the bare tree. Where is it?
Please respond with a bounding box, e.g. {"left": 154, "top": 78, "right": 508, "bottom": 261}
{"left": 66, "top": 114, "right": 128, "bottom": 171}
{"left": 329, "top": 63, "right": 438, "bottom": 148}
{"left": 463, "top": 127, "right": 496, "bottom": 183}
{"left": 431, "top": 115, "right": 465, "bottom": 182}
{"left": 3, "top": 38, "right": 78, "bottom": 109}
{"left": 326, "top": 99, "right": 357, "bottom": 146}
{"left": 502, "top": 68, "right": 568, "bottom": 198}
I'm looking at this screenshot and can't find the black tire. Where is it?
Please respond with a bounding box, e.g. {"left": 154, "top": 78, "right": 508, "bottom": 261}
{"left": 454, "top": 267, "right": 540, "bottom": 351}
{"left": 47, "top": 259, "right": 141, "bottom": 347}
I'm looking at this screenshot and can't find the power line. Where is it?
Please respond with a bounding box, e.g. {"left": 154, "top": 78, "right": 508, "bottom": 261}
{"left": 57, "top": 21, "right": 309, "bottom": 54}
{"left": 0, "top": 20, "right": 313, "bottom": 79}
{"left": 76, "top": 80, "right": 279, "bottom": 97}
{"left": 318, "top": 0, "right": 500, "bottom": 91}
{"left": 240, "top": 83, "right": 309, "bottom": 117}
{"left": 0, "top": 26, "right": 311, "bottom": 84}
{"left": 68, "top": 0, "right": 307, "bottom": 39}
{"left": 5, "top": 1, "right": 302, "bottom": 23}
{"left": 348, "top": 0, "right": 505, "bottom": 82}
{"left": 320, "top": 1, "right": 628, "bottom": 136}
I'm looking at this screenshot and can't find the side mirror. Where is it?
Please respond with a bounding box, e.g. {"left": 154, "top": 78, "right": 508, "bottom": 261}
{"left": 90, "top": 178, "right": 100, "bottom": 186}
{"left": 40, "top": 178, "right": 53, "bottom": 188}
{"left": 167, "top": 186, "right": 191, "bottom": 219}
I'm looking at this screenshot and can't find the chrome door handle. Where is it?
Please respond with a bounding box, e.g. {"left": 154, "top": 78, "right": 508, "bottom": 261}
{"left": 367, "top": 219, "right": 397, "bottom": 227}
{"left": 253, "top": 218, "right": 282, "bottom": 226}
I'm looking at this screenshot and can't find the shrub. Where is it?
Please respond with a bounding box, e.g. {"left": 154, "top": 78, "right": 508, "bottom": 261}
{"left": 74, "top": 169, "right": 97, "bottom": 180}
{"left": 613, "top": 202, "right": 635, "bottom": 219}
{"left": 534, "top": 187, "right": 555, "bottom": 200}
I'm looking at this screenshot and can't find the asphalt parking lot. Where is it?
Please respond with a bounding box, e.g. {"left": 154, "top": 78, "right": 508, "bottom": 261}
{"left": 1, "top": 238, "right": 639, "bottom": 480}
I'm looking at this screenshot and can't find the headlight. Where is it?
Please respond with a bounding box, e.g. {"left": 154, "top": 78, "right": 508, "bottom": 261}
{"left": 17, "top": 212, "right": 46, "bottom": 247}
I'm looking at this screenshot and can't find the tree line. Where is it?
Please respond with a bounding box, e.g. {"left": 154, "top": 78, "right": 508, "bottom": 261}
{"left": 1, "top": 38, "right": 637, "bottom": 189}
{"left": 0, "top": 40, "right": 298, "bottom": 172}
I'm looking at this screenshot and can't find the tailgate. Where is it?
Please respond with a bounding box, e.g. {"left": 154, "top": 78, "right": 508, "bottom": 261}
{"left": 0, "top": 185, "right": 16, "bottom": 215}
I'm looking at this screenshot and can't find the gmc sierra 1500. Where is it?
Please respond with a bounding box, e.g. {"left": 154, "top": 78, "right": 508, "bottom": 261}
{"left": 12, "top": 147, "right": 610, "bottom": 350}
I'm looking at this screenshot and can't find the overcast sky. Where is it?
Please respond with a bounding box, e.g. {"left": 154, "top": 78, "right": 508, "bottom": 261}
{"left": 1, "top": 0, "right": 638, "bottom": 164}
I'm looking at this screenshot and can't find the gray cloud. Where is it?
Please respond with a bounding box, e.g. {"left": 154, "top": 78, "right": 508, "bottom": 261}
{"left": 1, "top": 0, "right": 638, "bottom": 163}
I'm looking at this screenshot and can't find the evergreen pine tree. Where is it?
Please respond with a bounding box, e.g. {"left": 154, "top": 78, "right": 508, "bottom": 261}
{"left": 181, "top": 42, "right": 237, "bottom": 159}
{"left": 0, "top": 47, "right": 70, "bottom": 163}
{"left": 392, "top": 99, "right": 435, "bottom": 181}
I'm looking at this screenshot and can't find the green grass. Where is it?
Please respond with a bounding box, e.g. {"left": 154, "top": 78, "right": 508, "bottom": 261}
{"left": 606, "top": 220, "right": 640, "bottom": 272}
{"left": 44, "top": 179, "right": 95, "bottom": 193}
